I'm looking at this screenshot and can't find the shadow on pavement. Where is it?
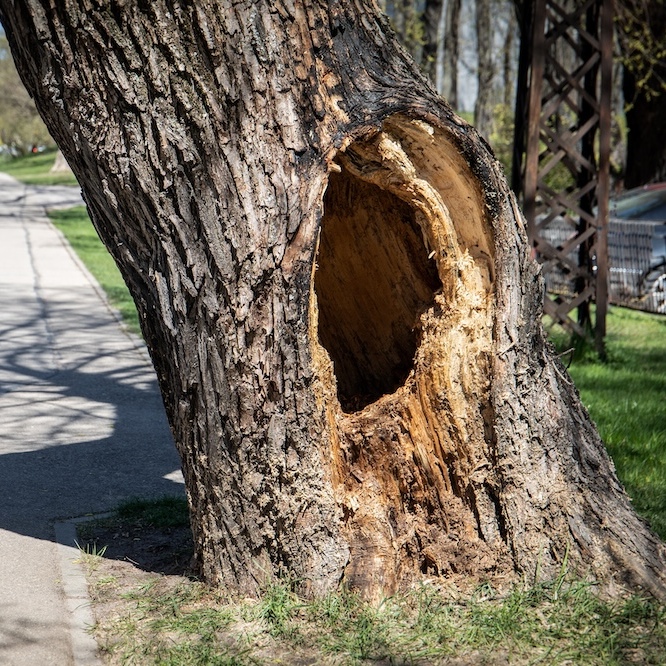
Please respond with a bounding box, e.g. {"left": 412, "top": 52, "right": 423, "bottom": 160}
{"left": 0, "top": 601, "right": 69, "bottom": 657}
{"left": 0, "top": 275, "right": 185, "bottom": 558}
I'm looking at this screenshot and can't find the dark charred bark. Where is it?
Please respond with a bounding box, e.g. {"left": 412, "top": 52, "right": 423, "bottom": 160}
{"left": 2, "top": 0, "right": 665, "bottom": 600}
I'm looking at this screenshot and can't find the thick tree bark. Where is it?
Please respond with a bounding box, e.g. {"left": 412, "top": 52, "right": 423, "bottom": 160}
{"left": 2, "top": 0, "right": 665, "bottom": 600}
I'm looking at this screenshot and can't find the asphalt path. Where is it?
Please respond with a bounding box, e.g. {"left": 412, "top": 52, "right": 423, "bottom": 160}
{"left": 0, "top": 172, "right": 184, "bottom": 665}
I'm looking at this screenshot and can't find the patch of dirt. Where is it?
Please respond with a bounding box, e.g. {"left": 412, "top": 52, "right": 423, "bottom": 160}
{"left": 81, "top": 521, "right": 194, "bottom": 577}
{"left": 81, "top": 527, "right": 344, "bottom": 665}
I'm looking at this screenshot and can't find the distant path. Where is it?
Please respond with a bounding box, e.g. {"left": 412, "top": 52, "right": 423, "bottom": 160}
{"left": 0, "top": 173, "right": 184, "bottom": 665}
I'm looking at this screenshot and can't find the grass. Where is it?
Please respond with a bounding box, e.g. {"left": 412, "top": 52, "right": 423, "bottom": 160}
{"left": 86, "top": 531, "right": 666, "bottom": 665}
{"left": 79, "top": 496, "right": 191, "bottom": 538}
{"left": 82, "top": 496, "right": 666, "bottom": 665}
{"left": 115, "top": 495, "right": 191, "bottom": 529}
{"left": 550, "top": 308, "right": 666, "bottom": 539}
{"left": 78, "top": 305, "right": 665, "bottom": 663}
{"left": 0, "top": 148, "right": 79, "bottom": 186}
{"left": 75, "top": 540, "right": 109, "bottom": 573}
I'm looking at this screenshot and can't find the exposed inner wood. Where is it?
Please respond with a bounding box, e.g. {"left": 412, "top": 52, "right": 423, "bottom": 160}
{"left": 310, "top": 116, "right": 500, "bottom": 595}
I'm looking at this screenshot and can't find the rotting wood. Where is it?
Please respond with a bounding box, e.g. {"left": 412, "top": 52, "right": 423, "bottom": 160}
{"left": 311, "top": 117, "right": 502, "bottom": 594}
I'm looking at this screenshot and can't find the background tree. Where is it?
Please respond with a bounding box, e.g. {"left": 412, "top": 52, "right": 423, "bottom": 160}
{"left": 379, "top": 0, "right": 516, "bottom": 147}
{"left": 422, "top": 0, "right": 444, "bottom": 81}
{"left": 0, "top": 33, "right": 52, "bottom": 153}
{"left": 617, "top": 0, "right": 666, "bottom": 187}
{"left": 380, "top": 0, "right": 425, "bottom": 62}
{"left": 1, "top": 0, "right": 665, "bottom": 601}
{"left": 381, "top": 0, "right": 666, "bottom": 188}
{"left": 436, "top": 0, "right": 462, "bottom": 108}
{"left": 473, "top": 0, "right": 494, "bottom": 137}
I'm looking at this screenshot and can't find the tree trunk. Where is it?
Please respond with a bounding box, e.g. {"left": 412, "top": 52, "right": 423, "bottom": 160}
{"left": 619, "top": 0, "right": 666, "bottom": 188}
{"left": 386, "top": 0, "right": 423, "bottom": 64}
{"left": 50, "top": 149, "right": 73, "bottom": 174}
{"left": 2, "top": 0, "right": 665, "bottom": 601}
{"left": 439, "top": 0, "right": 461, "bottom": 107}
{"left": 502, "top": 3, "right": 516, "bottom": 109}
{"left": 422, "top": 0, "right": 444, "bottom": 82}
{"left": 474, "top": 0, "right": 494, "bottom": 138}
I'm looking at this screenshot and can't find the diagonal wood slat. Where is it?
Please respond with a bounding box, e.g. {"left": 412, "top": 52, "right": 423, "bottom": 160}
{"left": 516, "top": 0, "right": 613, "bottom": 353}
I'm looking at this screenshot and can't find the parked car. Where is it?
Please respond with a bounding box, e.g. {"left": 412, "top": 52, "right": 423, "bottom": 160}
{"left": 608, "top": 183, "right": 666, "bottom": 314}
{"left": 538, "top": 184, "right": 666, "bottom": 314}
{"left": 608, "top": 183, "right": 666, "bottom": 313}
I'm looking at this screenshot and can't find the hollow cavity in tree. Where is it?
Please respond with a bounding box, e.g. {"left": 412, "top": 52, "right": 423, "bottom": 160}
{"left": 314, "top": 168, "right": 441, "bottom": 412}
{"left": 313, "top": 116, "right": 493, "bottom": 415}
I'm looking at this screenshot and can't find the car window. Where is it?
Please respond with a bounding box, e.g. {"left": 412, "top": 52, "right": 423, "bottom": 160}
{"left": 612, "top": 188, "right": 666, "bottom": 221}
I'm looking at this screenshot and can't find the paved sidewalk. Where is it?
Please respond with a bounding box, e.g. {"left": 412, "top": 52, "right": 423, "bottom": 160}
{"left": 0, "top": 173, "right": 185, "bottom": 665}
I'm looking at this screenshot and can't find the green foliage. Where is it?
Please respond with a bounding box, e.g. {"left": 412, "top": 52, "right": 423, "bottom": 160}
{"left": 616, "top": 1, "right": 666, "bottom": 104}
{"left": 0, "top": 35, "right": 54, "bottom": 154}
{"left": 48, "top": 206, "right": 141, "bottom": 334}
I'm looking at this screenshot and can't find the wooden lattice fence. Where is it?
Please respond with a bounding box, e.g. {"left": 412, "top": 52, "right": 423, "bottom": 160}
{"left": 513, "top": 0, "right": 614, "bottom": 351}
